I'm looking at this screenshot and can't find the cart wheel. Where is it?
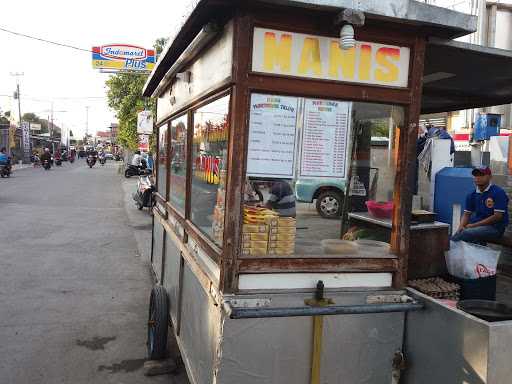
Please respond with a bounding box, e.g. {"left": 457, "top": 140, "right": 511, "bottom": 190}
{"left": 147, "top": 285, "right": 169, "bottom": 360}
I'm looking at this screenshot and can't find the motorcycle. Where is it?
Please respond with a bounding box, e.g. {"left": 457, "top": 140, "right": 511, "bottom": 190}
{"left": 99, "top": 155, "right": 106, "bottom": 166}
{"left": 43, "top": 159, "right": 51, "bottom": 170}
{"left": 86, "top": 155, "right": 97, "bottom": 168}
{"left": 124, "top": 159, "right": 151, "bottom": 178}
{"left": 133, "top": 175, "right": 156, "bottom": 210}
{"left": 55, "top": 158, "right": 62, "bottom": 166}
{"left": 0, "top": 162, "right": 11, "bottom": 178}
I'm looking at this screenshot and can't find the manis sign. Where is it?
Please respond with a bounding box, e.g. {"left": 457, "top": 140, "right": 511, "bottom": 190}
{"left": 252, "top": 28, "right": 410, "bottom": 88}
{"left": 92, "top": 44, "right": 155, "bottom": 73}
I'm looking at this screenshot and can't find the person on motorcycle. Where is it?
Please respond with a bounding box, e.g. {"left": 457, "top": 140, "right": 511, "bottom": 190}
{"left": 40, "top": 148, "right": 52, "bottom": 167}
{"left": 0, "top": 147, "right": 9, "bottom": 165}
{"left": 131, "top": 150, "right": 142, "bottom": 167}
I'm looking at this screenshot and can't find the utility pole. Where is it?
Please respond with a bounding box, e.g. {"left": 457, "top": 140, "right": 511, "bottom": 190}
{"left": 10, "top": 72, "right": 24, "bottom": 161}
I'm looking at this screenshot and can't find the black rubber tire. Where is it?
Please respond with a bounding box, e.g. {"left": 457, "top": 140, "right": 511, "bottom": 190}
{"left": 137, "top": 202, "right": 144, "bottom": 210}
{"left": 316, "top": 190, "right": 343, "bottom": 219}
{"left": 147, "top": 285, "right": 169, "bottom": 360}
{"left": 124, "top": 169, "right": 131, "bottom": 178}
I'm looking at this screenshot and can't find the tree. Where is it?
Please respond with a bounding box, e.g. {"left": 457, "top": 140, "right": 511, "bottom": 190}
{"left": 105, "top": 38, "right": 168, "bottom": 151}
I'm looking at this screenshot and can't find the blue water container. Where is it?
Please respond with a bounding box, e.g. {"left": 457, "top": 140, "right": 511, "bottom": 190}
{"left": 474, "top": 113, "right": 501, "bottom": 141}
{"left": 434, "top": 167, "right": 475, "bottom": 226}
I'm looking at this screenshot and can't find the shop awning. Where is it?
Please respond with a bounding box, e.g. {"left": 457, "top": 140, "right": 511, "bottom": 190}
{"left": 421, "top": 39, "right": 512, "bottom": 114}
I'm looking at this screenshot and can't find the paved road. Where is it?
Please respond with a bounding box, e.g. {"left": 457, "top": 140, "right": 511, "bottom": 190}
{"left": 0, "top": 160, "right": 174, "bottom": 384}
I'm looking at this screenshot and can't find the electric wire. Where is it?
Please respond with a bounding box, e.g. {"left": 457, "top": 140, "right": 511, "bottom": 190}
{"left": 0, "top": 26, "right": 92, "bottom": 53}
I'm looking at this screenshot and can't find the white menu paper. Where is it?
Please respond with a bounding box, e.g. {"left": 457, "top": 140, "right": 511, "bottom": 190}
{"left": 300, "top": 99, "right": 351, "bottom": 179}
{"left": 247, "top": 94, "right": 298, "bottom": 178}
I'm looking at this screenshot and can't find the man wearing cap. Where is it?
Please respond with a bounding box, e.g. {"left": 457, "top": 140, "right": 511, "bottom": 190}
{"left": 453, "top": 167, "right": 509, "bottom": 244}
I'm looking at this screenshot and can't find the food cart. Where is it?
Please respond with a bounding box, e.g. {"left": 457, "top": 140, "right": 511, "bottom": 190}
{"left": 142, "top": 1, "right": 512, "bottom": 383}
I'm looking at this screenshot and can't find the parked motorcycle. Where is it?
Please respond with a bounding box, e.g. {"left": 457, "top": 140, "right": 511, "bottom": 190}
{"left": 133, "top": 175, "right": 156, "bottom": 210}
{"left": 125, "top": 159, "right": 151, "bottom": 178}
{"left": 86, "top": 155, "right": 97, "bottom": 168}
{"left": 0, "top": 162, "right": 11, "bottom": 178}
{"left": 55, "top": 158, "right": 62, "bottom": 166}
{"left": 43, "top": 159, "right": 51, "bottom": 170}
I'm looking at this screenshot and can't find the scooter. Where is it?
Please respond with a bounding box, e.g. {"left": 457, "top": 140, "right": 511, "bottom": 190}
{"left": 125, "top": 159, "right": 151, "bottom": 178}
{"left": 0, "top": 162, "right": 11, "bottom": 178}
{"left": 133, "top": 175, "right": 155, "bottom": 210}
{"left": 99, "top": 156, "right": 106, "bottom": 166}
{"left": 86, "top": 155, "right": 97, "bottom": 168}
{"left": 43, "top": 159, "right": 51, "bottom": 170}
{"left": 55, "top": 158, "right": 62, "bottom": 166}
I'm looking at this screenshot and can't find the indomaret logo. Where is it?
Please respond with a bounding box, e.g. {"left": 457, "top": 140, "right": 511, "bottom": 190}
{"left": 100, "top": 44, "right": 147, "bottom": 60}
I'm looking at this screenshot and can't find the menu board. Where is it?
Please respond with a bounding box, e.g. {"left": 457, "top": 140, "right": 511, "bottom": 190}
{"left": 247, "top": 94, "right": 298, "bottom": 178}
{"left": 300, "top": 99, "right": 351, "bottom": 179}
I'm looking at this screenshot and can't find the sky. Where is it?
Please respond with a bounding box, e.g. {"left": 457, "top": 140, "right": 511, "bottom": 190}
{"left": 0, "top": 0, "right": 191, "bottom": 137}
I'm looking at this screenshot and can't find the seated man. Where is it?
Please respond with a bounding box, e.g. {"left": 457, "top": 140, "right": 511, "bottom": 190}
{"left": 453, "top": 167, "right": 509, "bottom": 244}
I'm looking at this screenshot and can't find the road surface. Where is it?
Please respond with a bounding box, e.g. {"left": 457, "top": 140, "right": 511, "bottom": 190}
{"left": 0, "top": 160, "right": 177, "bottom": 383}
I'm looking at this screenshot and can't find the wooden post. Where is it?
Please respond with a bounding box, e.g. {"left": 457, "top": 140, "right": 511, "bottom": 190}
{"left": 391, "top": 36, "right": 426, "bottom": 288}
{"left": 221, "top": 11, "right": 252, "bottom": 293}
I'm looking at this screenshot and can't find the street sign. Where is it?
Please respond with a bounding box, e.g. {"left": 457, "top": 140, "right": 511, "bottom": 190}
{"left": 137, "top": 111, "right": 153, "bottom": 134}
{"left": 30, "top": 122, "right": 41, "bottom": 131}
{"left": 21, "top": 122, "right": 30, "bottom": 161}
{"left": 92, "top": 44, "right": 155, "bottom": 73}
{"left": 138, "top": 134, "right": 149, "bottom": 151}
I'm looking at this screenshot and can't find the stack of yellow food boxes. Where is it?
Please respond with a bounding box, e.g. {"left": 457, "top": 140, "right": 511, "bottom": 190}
{"left": 211, "top": 170, "right": 228, "bottom": 244}
{"left": 242, "top": 206, "right": 296, "bottom": 256}
{"left": 266, "top": 216, "right": 296, "bottom": 255}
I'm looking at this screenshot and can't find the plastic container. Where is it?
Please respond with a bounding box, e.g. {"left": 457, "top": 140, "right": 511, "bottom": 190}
{"left": 355, "top": 239, "right": 391, "bottom": 257}
{"left": 321, "top": 239, "right": 359, "bottom": 255}
{"left": 366, "top": 200, "right": 393, "bottom": 219}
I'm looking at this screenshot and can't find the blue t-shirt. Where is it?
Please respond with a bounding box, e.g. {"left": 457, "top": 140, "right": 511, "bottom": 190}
{"left": 465, "top": 184, "right": 509, "bottom": 232}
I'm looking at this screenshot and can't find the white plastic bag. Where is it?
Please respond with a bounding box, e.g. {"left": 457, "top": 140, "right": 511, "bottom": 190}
{"left": 445, "top": 241, "right": 500, "bottom": 279}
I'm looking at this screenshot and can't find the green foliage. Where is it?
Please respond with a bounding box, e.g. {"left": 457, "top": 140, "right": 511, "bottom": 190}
{"left": 105, "top": 38, "right": 168, "bottom": 151}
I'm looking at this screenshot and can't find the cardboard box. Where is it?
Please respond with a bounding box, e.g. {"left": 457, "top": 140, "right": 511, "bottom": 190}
{"left": 268, "top": 240, "right": 295, "bottom": 249}
{"left": 241, "top": 247, "right": 268, "bottom": 256}
{"left": 265, "top": 217, "right": 296, "bottom": 227}
{"left": 243, "top": 224, "right": 269, "bottom": 233}
{"left": 268, "top": 247, "right": 295, "bottom": 256}
{"left": 243, "top": 233, "right": 269, "bottom": 241}
{"left": 269, "top": 233, "right": 295, "bottom": 241}
{"left": 269, "top": 226, "right": 296, "bottom": 235}
{"left": 242, "top": 240, "right": 269, "bottom": 249}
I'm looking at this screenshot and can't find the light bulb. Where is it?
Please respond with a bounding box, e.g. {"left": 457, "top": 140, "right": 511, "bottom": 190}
{"left": 340, "top": 24, "right": 355, "bottom": 50}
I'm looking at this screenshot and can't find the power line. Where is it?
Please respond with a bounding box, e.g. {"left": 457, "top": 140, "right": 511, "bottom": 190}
{"left": 0, "top": 26, "right": 91, "bottom": 53}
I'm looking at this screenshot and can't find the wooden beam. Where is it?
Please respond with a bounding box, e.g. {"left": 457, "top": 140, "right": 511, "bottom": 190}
{"left": 221, "top": 11, "right": 253, "bottom": 294}
{"left": 391, "top": 36, "right": 426, "bottom": 288}
{"left": 239, "top": 258, "right": 398, "bottom": 274}
{"left": 247, "top": 74, "right": 411, "bottom": 106}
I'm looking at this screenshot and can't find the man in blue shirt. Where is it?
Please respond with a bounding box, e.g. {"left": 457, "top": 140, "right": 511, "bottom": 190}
{"left": 453, "top": 167, "right": 509, "bottom": 244}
